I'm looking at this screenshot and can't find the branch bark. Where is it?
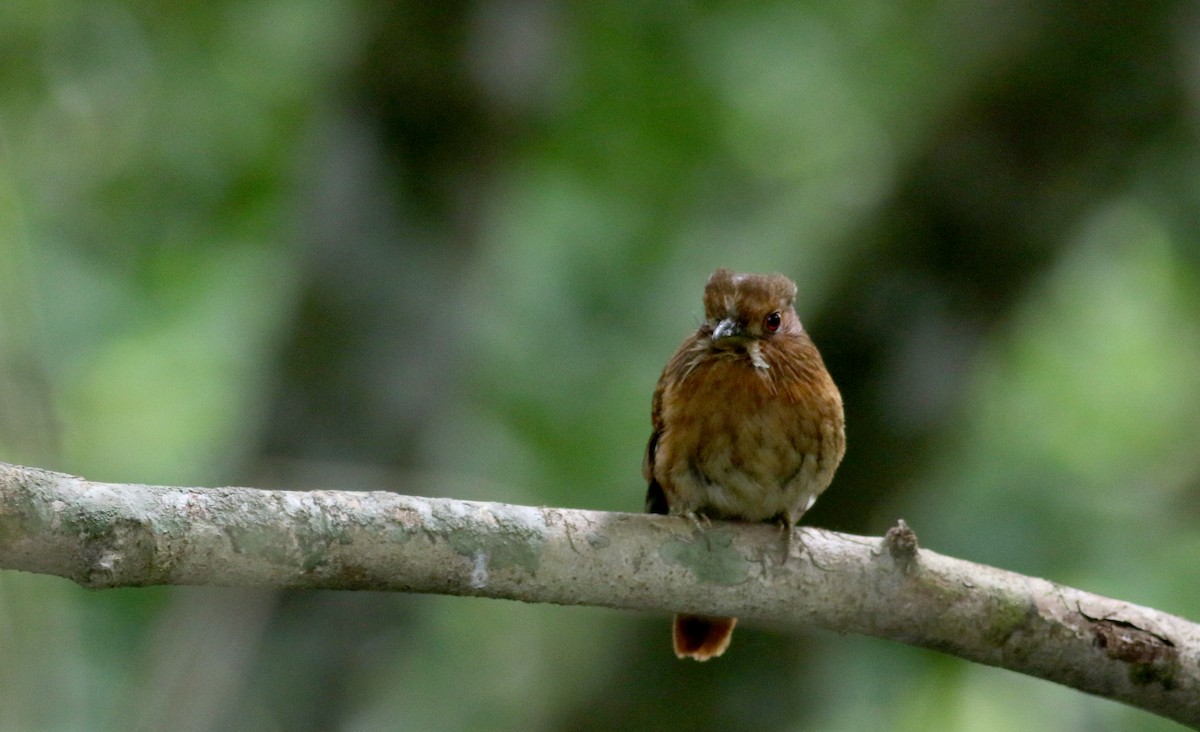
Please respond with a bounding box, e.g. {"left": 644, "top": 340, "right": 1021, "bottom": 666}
{"left": 1, "top": 462, "right": 1197, "bottom": 727}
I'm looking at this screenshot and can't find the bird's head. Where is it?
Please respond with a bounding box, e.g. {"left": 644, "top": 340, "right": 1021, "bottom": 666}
{"left": 701, "top": 269, "right": 803, "bottom": 364}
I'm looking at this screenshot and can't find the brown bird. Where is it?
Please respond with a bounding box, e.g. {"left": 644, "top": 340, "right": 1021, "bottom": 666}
{"left": 644, "top": 268, "right": 845, "bottom": 661}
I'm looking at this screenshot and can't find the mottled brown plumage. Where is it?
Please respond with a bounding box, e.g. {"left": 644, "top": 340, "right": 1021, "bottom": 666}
{"left": 644, "top": 268, "right": 845, "bottom": 661}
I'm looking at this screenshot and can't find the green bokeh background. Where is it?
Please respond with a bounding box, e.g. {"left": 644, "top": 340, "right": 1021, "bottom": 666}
{"left": 2, "top": 2, "right": 1199, "bottom": 730}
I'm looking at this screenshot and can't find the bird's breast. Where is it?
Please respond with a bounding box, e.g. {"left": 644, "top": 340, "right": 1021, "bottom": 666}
{"left": 654, "top": 355, "right": 843, "bottom": 521}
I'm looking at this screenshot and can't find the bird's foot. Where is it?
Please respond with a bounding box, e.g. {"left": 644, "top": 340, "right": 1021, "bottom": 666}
{"left": 775, "top": 514, "right": 796, "bottom": 564}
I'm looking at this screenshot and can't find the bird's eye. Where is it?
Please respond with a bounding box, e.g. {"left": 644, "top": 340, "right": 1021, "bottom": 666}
{"left": 764, "top": 311, "right": 782, "bottom": 333}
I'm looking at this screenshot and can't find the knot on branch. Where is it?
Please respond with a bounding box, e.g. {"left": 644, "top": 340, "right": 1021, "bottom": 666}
{"left": 882, "top": 519, "right": 919, "bottom": 572}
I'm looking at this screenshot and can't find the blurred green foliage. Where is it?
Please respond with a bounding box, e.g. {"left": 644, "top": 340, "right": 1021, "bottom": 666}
{"left": 1, "top": 1, "right": 1199, "bottom": 730}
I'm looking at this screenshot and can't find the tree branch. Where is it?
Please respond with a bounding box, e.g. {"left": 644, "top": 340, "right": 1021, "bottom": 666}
{"left": 1, "top": 462, "right": 1197, "bottom": 727}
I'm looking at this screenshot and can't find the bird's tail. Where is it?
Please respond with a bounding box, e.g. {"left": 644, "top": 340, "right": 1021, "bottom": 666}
{"left": 672, "top": 614, "right": 737, "bottom": 661}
